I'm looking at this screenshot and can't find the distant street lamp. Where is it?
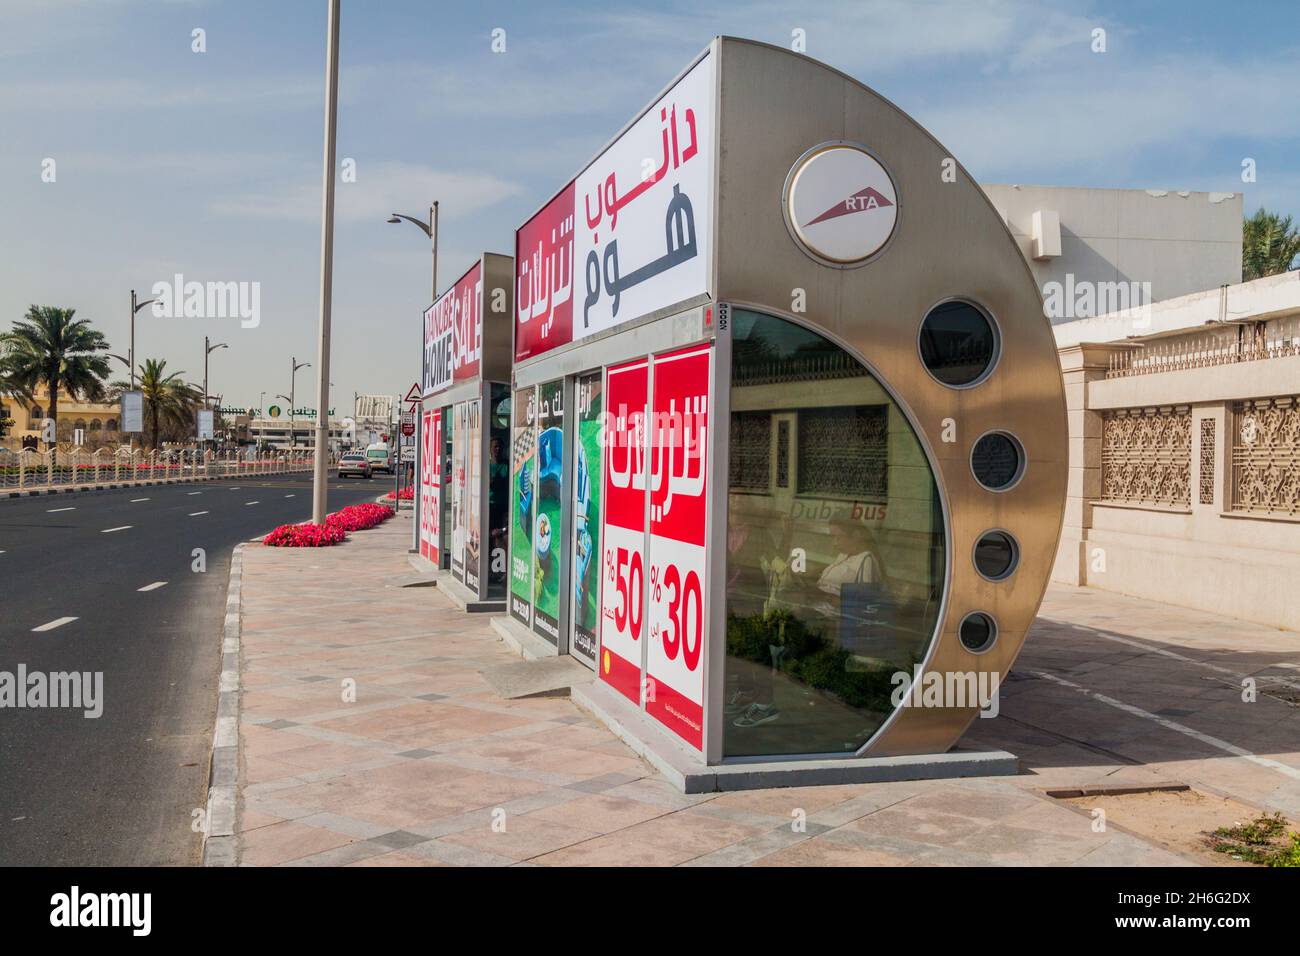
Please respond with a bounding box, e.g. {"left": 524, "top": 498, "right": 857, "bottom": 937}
{"left": 288, "top": 355, "right": 310, "bottom": 448}
{"left": 204, "top": 337, "right": 229, "bottom": 410}
{"left": 128, "top": 290, "right": 158, "bottom": 391}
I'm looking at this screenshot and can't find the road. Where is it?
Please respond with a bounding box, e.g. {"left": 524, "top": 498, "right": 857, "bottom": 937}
{"left": 0, "top": 473, "right": 391, "bottom": 865}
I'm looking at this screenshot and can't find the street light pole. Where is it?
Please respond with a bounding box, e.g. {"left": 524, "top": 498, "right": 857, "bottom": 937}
{"left": 388, "top": 200, "right": 439, "bottom": 553}
{"left": 288, "top": 357, "right": 310, "bottom": 449}
{"left": 128, "top": 289, "right": 158, "bottom": 391}
{"left": 311, "top": 0, "right": 342, "bottom": 525}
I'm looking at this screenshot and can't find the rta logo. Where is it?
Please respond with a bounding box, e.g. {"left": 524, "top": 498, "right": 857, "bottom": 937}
{"left": 805, "top": 185, "right": 894, "bottom": 225}
{"left": 785, "top": 143, "right": 898, "bottom": 265}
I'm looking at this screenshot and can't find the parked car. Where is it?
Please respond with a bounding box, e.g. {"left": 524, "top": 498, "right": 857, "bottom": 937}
{"left": 338, "top": 452, "right": 372, "bottom": 479}
{"left": 365, "top": 444, "right": 394, "bottom": 475}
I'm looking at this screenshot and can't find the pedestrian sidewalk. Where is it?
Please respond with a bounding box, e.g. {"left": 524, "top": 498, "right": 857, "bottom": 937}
{"left": 230, "top": 513, "right": 1299, "bottom": 866}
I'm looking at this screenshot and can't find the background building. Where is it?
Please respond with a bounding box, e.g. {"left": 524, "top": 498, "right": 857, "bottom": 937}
{"left": 981, "top": 184, "right": 1243, "bottom": 319}
{"left": 0, "top": 384, "right": 121, "bottom": 450}
{"left": 1053, "top": 269, "right": 1300, "bottom": 631}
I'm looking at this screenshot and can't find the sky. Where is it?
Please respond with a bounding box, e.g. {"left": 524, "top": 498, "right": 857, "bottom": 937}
{"left": 2, "top": 0, "right": 1298, "bottom": 416}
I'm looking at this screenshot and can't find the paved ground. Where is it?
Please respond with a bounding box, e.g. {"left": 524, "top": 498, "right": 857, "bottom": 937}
{"left": 235, "top": 513, "right": 1300, "bottom": 866}
{"left": 0, "top": 473, "right": 385, "bottom": 865}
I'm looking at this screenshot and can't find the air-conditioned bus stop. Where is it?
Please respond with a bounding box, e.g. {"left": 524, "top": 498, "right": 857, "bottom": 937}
{"left": 485, "top": 37, "right": 1067, "bottom": 789}
{"left": 416, "top": 252, "right": 514, "bottom": 612}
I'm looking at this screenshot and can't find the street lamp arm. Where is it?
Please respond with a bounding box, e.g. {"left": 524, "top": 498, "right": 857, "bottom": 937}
{"left": 387, "top": 212, "right": 432, "bottom": 238}
{"left": 133, "top": 298, "right": 158, "bottom": 314}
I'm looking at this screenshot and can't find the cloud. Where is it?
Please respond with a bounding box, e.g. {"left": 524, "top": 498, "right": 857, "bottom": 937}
{"left": 209, "top": 160, "right": 523, "bottom": 224}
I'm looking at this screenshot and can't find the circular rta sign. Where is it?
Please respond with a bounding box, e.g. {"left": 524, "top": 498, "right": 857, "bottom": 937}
{"left": 783, "top": 142, "right": 899, "bottom": 266}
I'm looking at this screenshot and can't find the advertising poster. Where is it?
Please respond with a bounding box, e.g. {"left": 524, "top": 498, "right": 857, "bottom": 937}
{"left": 451, "top": 401, "right": 467, "bottom": 581}
{"left": 508, "top": 387, "right": 536, "bottom": 626}
{"left": 465, "top": 399, "right": 482, "bottom": 593}
{"left": 531, "top": 380, "right": 565, "bottom": 645}
{"left": 488, "top": 387, "right": 510, "bottom": 598}
{"left": 570, "top": 371, "right": 603, "bottom": 669}
{"left": 514, "top": 182, "right": 575, "bottom": 362}
{"left": 645, "top": 343, "right": 711, "bottom": 750}
{"left": 598, "top": 358, "right": 648, "bottom": 705}
{"left": 422, "top": 261, "right": 483, "bottom": 397}
{"left": 196, "top": 409, "right": 214, "bottom": 441}
{"left": 120, "top": 391, "right": 143, "bottom": 433}
{"left": 513, "top": 52, "right": 714, "bottom": 362}
{"left": 418, "top": 408, "right": 441, "bottom": 562}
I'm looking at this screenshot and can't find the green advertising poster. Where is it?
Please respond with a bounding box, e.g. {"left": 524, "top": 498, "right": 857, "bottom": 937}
{"left": 532, "top": 380, "right": 564, "bottom": 645}
{"left": 509, "top": 386, "right": 535, "bottom": 627}
{"left": 570, "top": 371, "right": 602, "bottom": 667}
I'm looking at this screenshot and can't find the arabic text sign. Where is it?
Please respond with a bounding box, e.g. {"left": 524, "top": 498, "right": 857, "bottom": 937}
{"left": 598, "top": 358, "right": 649, "bottom": 705}
{"left": 423, "top": 262, "right": 483, "bottom": 396}
{"left": 514, "top": 183, "right": 575, "bottom": 361}
{"left": 645, "top": 343, "right": 711, "bottom": 750}
{"left": 514, "top": 52, "right": 713, "bottom": 362}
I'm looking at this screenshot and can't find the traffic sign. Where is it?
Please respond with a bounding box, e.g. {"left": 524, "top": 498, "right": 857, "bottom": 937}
{"left": 404, "top": 383, "right": 422, "bottom": 406}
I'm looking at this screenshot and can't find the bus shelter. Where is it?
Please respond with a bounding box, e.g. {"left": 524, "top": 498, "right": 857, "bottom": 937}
{"left": 416, "top": 252, "right": 514, "bottom": 612}
{"left": 492, "top": 37, "right": 1066, "bottom": 784}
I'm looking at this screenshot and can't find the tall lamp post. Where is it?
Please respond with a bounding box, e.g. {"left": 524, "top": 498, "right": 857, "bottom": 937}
{"left": 310, "top": 0, "right": 341, "bottom": 524}
{"left": 388, "top": 201, "right": 439, "bottom": 552}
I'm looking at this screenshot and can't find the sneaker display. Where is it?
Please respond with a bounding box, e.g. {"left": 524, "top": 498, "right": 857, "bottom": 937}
{"left": 733, "top": 703, "right": 780, "bottom": 728}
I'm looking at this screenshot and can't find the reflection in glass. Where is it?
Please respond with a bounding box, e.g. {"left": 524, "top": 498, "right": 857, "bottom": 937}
{"left": 974, "top": 530, "right": 1017, "bottom": 580}
{"left": 918, "top": 299, "right": 997, "bottom": 386}
{"left": 725, "top": 310, "right": 946, "bottom": 758}
{"left": 959, "top": 612, "right": 997, "bottom": 652}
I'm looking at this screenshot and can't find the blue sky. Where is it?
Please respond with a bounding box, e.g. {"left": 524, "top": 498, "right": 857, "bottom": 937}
{"left": 2, "top": 0, "right": 1297, "bottom": 413}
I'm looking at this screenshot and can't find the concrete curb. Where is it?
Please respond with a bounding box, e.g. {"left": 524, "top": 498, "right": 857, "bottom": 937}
{"left": 201, "top": 542, "right": 245, "bottom": 867}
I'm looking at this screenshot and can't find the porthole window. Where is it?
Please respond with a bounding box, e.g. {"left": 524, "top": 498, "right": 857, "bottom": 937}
{"left": 918, "top": 299, "right": 999, "bottom": 387}
{"left": 971, "top": 431, "right": 1024, "bottom": 491}
{"left": 973, "top": 530, "right": 1019, "bottom": 581}
{"left": 959, "top": 612, "right": 998, "bottom": 653}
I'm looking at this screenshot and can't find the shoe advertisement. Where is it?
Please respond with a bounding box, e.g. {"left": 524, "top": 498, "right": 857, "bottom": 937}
{"left": 570, "top": 371, "right": 602, "bottom": 668}
{"left": 508, "top": 386, "right": 536, "bottom": 627}
{"left": 531, "top": 381, "right": 565, "bottom": 644}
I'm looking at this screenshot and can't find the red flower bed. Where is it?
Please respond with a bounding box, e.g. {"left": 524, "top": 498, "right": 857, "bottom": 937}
{"left": 263, "top": 522, "right": 347, "bottom": 547}
{"left": 263, "top": 503, "right": 394, "bottom": 547}
{"left": 383, "top": 486, "right": 415, "bottom": 501}
{"left": 324, "top": 502, "right": 394, "bottom": 532}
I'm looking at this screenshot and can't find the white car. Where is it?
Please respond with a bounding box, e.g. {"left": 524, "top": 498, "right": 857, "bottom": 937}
{"left": 337, "top": 452, "right": 372, "bottom": 479}
{"left": 365, "top": 445, "right": 394, "bottom": 474}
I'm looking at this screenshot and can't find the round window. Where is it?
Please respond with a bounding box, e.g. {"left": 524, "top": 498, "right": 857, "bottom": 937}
{"left": 918, "top": 300, "right": 999, "bottom": 387}
{"left": 959, "top": 612, "right": 998, "bottom": 653}
{"left": 973, "top": 530, "right": 1019, "bottom": 581}
{"left": 971, "top": 431, "right": 1024, "bottom": 491}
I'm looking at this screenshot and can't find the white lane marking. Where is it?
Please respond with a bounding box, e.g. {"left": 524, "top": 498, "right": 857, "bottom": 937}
{"left": 245, "top": 501, "right": 259, "bottom": 505}
{"left": 32, "top": 617, "right": 77, "bottom": 632}
{"left": 1033, "top": 670, "right": 1300, "bottom": 782}
{"left": 189, "top": 511, "right": 209, "bottom": 516}
{"left": 137, "top": 581, "right": 168, "bottom": 592}
{"left": 188, "top": 492, "right": 202, "bottom": 496}
{"left": 1052, "top": 620, "right": 1300, "bottom": 693}
{"left": 284, "top": 494, "right": 295, "bottom": 498}
{"left": 47, "top": 507, "right": 75, "bottom": 513}
{"left": 130, "top": 497, "right": 150, "bottom": 503}
{"left": 101, "top": 525, "right": 132, "bottom": 533}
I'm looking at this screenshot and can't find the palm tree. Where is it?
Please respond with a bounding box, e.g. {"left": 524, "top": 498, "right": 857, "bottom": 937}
{"left": 1243, "top": 208, "right": 1300, "bottom": 280}
{"left": 110, "top": 359, "right": 204, "bottom": 450}
{"left": 0, "top": 306, "right": 111, "bottom": 445}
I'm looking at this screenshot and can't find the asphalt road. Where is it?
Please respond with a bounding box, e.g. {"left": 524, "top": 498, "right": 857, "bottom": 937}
{"left": 0, "top": 473, "right": 391, "bottom": 865}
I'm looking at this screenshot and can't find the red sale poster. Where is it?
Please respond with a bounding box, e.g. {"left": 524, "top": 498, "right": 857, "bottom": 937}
{"left": 598, "top": 358, "right": 649, "bottom": 706}
{"left": 419, "top": 409, "right": 442, "bottom": 562}
{"left": 645, "top": 343, "right": 711, "bottom": 749}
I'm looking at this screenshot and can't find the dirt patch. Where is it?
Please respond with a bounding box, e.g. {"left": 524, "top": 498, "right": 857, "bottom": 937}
{"left": 1056, "top": 787, "right": 1292, "bottom": 866}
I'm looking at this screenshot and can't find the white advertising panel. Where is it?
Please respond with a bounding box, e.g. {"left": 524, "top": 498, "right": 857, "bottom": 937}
{"left": 197, "top": 409, "right": 215, "bottom": 441}
{"left": 120, "top": 391, "right": 144, "bottom": 433}
{"left": 514, "top": 51, "right": 714, "bottom": 361}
